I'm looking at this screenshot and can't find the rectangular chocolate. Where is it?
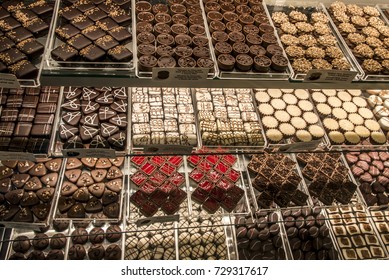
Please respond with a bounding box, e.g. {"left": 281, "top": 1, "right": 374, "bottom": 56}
{"left": 37, "top": 102, "right": 56, "bottom": 113}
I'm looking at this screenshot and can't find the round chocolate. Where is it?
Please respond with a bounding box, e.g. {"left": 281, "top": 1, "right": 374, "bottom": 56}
{"left": 217, "top": 53, "right": 235, "bottom": 71}
{"left": 71, "top": 228, "right": 88, "bottom": 245}
{"left": 32, "top": 233, "right": 49, "bottom": 250}
{"left": 27, "top": 250, "right": 45, "bottom": 260}
{"left": 50, "top": 233, "right": 67, "bottom": 249}
{"left": 178, "top": 56, "right": 196, "bottom": 67}
{"left": 68, "top": 244, "right": 86, "bottom": 260}
{"left": 105, "top": 244, "right": 122, "bottom": 260}
{"left": 138, "top": 55, "right": 158, "bottom": 71}
{"left": 88, "top": 244, "right": 105, "bottom": 260}
{"left": 46, "top": 249, "right": 65, "bottom": 260}
{"left": 89, "top": 227, "right": 105, "bottom": 244}
{"left": 253, "top": 55, "right": 271, "bottom": 72}
{"left": 106, "top": 225, "right": 122, "bottom": 242}
{"left": 12, "top": 236, "right": 31, "bottom": 253}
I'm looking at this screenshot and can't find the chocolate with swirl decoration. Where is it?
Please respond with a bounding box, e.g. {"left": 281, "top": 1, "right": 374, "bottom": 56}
{"left": 90, "top": 135, "right": 110, "bottom": 148}
{"left": 108, "top": 132, "right": 126, "bottom": 148}
{"left": 63, "top": 135, "right": 84, "bottom": 149}
{"left": 98, "top": 106, "right": 117, "bottom": 120}
{"left": 95, "top": 92, "right": 114, "bottom": 104}
{"left": 62, "top": 111, "right": 81, "bottom": 126}
{"left": 110, "top": 100, "right": 127, "bottom": 113}
{"left": 62, "top": 98, "right": 81, "bottom": 111}
{"left": 80, "top": 113, "right": 99, "bottom": 127}
{"left": 81, "top": 100, "right": 100, "bottom": 114}
{"left": 101, "top": 123, "right": 119, "bottom": 138}
{"left": 59, "top": 124, "right": 78, "bottom": 140}
{"left": 64, "top": 87, "right": 82, "bottom": 100}
{"left": 80, "top": 125, "right": 99, "bottom": 141}
{"left": 113, "top": 87, "right": 127, "bottom": 99}
{"left": 109, "top": 114, "right": 127, "bottom": 127}
{"left": 82, "top": 87, "right": 99, "bottom": 100}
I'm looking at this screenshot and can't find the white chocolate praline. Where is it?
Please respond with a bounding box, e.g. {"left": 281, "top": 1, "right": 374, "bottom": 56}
{"left": 179, "top": 232, "right": 191, "bottom": 245}
{"left": 347, "top": 89, "right": 362, "bottom": 97}
{"left": 202, "top": 231, "right": 215, "bottom": 244}
{"left": 281, "top": 89, "right": 294, "bottom": 93}
{"left": 138, "top": 249, "right": 153, "bottom": 260}
{"left": 125, "top": 248, "right": 139, "bottom": 260}
{"left": 137, "top": 238, "right": 149, "bottom": 250}
{"left": 163, "top": 247, "right": 176, "bottom": 260}
{"left": 214, "top": 232, "right": 226, "bottom": 245}
{"left": 322, "top": 89, "right": 337, "bottom": 97}
{"left": 150, "top": 234, "right": 164, "bottom": 247}
{"left": 366, "top": 89, "right": 382, "bottom": 95}
{"left": 374, "top": 106, "right": 389, "bottom": 118}
{"left": 125, "top": 236, "right": 138, "bottom": 249}
{"left": 191, "top": 244, "right": 205, "bottom": 259}
{"left": 267, "top": 89, "right": 282, "bottom": 98}
{"left": 378, "top": 117, "right": 389, "bottom": 131}
{"left": 153, "top": 246, "right": 165, "bottom": 260}
{"left": 179, "top": 244, "right": 192, "bottom": 258}
{"left": 368, "top": 95, "right": 383, "bottom": 107}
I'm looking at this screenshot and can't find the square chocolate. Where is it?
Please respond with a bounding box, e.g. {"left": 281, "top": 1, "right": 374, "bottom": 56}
{"left": 95, "top": 35, "right": 119, "bottom": 51}
{"left": 202, "top": 197, "right": 220, "bottom": 214}
{"left": 0, "top": 36, "right": 15, "bottom": 52}
{"left": 189, "top": 168, "right": 205, "bottom": 183}
{"left": 6, "top": 27, "right": 33, "bottom": 43}
{"left": 34, "top": 114, "right": 54, "bottom": 124}
{"left": 14, "top": 122, "right": 32, "bottom": 137}
{"left": 67, "top": 34, "right": 92, "bottom": 50}
{"left": 139, "top": 200, "right": 158, "bottom": 217}
{"left": 55, "top": 24, "right": 80, "bottom": 40}
{"left": 24, "top": 18, "right": 49, "bottom": 36}
{"left": 130, "top": 190, "right": 148, "bottom": 208}
{"left": 71, "top": 15, "right": 94, "bottom": 30}
{"left": 107, "top": 26, "right": 131, "bottom": 42}
{"left": 85, "top": 7, "right": 107, "bottom": 21}
{"left": 169, "top": 187, "right": 187, "bottom": 205}
{"left": 149, "top": 171, "right": 167, "bottom": 187}
{"left": 0, "top": 17, "right": 21, "bottom": 32}
{"left": 16, "top": 38, "right": 44, "bottom": 58}
{"left": 30, "top": 124, "right": 52, "bottom": 136}
{"left": 51, "top": 44, "right": 78, "bottom": 62}
{"left": 0, "top": 47, "right": 27, "bottom": 66}
{"left": 169, "top": 173, "right": 185, "bottom": 187}
{"left": 130, "top": 170, "right": 148, "bottom": 186}
{"left": 18, "top": 108, "right": 36, "bottom": 122}
{"left": 61, "top": 6, "right": 83, "bottom": 21}
{"left": 79, "top": 44, "right": 105, "bottom": 61}
{"left": 140, "top": 181, "right": 156, "bottom": 195}
{"left": 0, "top": 108, "right": 18, "bottom": 121}
{"left": 107, "top": 45, "right": 132, "bottom": 62}
{"left": 191, "top": 187, "right": 208, "bottom": 204}
{"left": 96, "top": 17, "right": 119, "bottom": 31}
{"left": 161, "top": 199, "right": 180, "bottom": 215}
{"left": 150, "top": 189, "right": 168, "bottom": 207}
{"left": 81, "top": 25, "right": 105, "bottom": 41}
{"left": 8, "top": 59, "right": 38, "bottom": 78}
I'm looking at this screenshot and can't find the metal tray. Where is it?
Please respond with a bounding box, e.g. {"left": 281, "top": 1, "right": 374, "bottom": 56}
{"left": 0, "top": 0, "right": 58, "bottom": 87}
{"left": 66, "top": 221, "right": 124, "bottom": 260}
{"left": 264, "top": 0, "right": 361, "bottom": 81}
{"left": 50, "top": 87, "right": 130, "bottom": 157}
{"left": 5, "top": 226, "right": 71, "bottom": 260}
{"left": 322, "top": 3, "right": 389, "bottom": 81}
{"left": 43, "top": 0, "right": 134, "bottom": 75}
{"left": 52, "top": 157, "right": 127, "bottom": 223}
{"left": 0, "top": 158, "right": 64, "bottom": 229}
{"left": 130, "top": 87, "right": 199, "bottom": 152}
{"left": 193, "top": 88, "right": 267, "bottom": 151}
{"left": 133, "top": 0, "right": 218, "bottom": 79}
{"left": 294, "top": 152, "right": 363, "bottom": 209}
{"left": 325, "top": 205, "right": 388, "bottom": 260}
{"left": 242, "top": 153, "right": 312, "bottom": 212}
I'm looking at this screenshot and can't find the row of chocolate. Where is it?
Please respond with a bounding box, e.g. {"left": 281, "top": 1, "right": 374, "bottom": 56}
{"left": 3, "top": 206, "right": 389, "bottom": 260}
{"left": 1, "top": 86, "right": 389, "bottom": 155}
{"left": 4, "top": 0, "right": 389, "bottom": 83}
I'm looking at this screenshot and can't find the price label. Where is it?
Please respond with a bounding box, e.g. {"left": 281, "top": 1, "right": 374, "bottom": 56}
{"left": 0, "top": 74, "right": 20, "bottom": 88}
{"left": 136, "top": 215, "right": 180, "bottom": 227}
{"left": 304, "top": 70, "right": 358, "bottom": 83}
{"left": 62, "top": 148, "right": 116, "bottom": 158}
{"left": 152, "top": 67, "right": 209, "bottom": 81}
{"left": 279, "top": 140, "right": 322, "bottom": 153}
{"left": 0, "top": 152, "right": 36, "bottom": 162}
{"left": 143, "top": 144, "right": 193, "bottom": 154}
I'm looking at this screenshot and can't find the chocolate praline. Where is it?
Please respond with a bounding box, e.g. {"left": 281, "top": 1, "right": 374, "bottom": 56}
{"left": 138, "top": 55, "right": 158, "bottom": 71}
{"left": 157, "top": 56, "right": 177, "bottom": 67}
{"left": 217, "top": 54, "right": 235, "bottom": 71}
{"left": 178, "top": 56, "right": 196, "bottom": 67}
{"left": 253, "top": 55, "right": 271, "bottom": 72}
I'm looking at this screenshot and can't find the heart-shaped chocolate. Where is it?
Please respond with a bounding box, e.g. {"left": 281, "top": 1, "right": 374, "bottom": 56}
{"left": 64, "top": 87, "right": 82, "bottom": 100}
{"left": 95, "top": 92, "right": 114, "bottom": 104}
{"left": 81, "top": 158, "right": 97, "bottom": 169}
{"left": 24, "top": 177, "right": 43, "bottom": 191}
{"left": 0, "top": 178, "right": 11, "bottom": 193}
{"left": 59, "top": 124, "right": 78, "bottom": 140}
{"left": 107, "top": 166, "right": 123, "bottom": 180}
{"left": 62, "top": 111, "right": 81, "bottom": 126}
{"left": 20, "top": 191, "right": 40, "bottom": 207}
{"left": 67, "top": 203, "right": 86, "bottom": 218}
{"left": 13, "top": 207, "right": 34, "bottom": 222}
{"left": 82, "top": 87, "right": 100, "bottom": 100}
{"left": 113, "top": 87, "right": 127, "bottom": 99}
{"left": 36, "top": 188, "right": 55, "bottom": 203}
{"left": 102, "top": 189, "right": 119, "bottom": 205}
{"left": 17, "top": 161, "right": 35, "bottom": 173}
{"left": 61, "top": 181, "right": 78, "bottom": 196}
{"left": 0, "top": 166, "right": 14, "bottom": 180}
{"left": 65, "top": 169, "right": 82, "bottom": 183}
{"left": 64, "top": 136, "right": 84, "bottom": 149}
{"left": 90, "top": 135, "right": 110, "bottom": 149}
{"left": 66, "top": 158, "right": 83, "bottom": 170}
{"left": 76, "top": 172, "right": 94, "bottom": 187}
{"left": 5, "top": 189, "right": 24, "bottom": 204}
{"left": 11, "top": 174, "right": 30, "bottom": 189}
{"left": 109, "top": 157, "right": 125, "bottom": 167}
{"left": 110, "top": 100, "right": 127, "bottom": 113}
{"left": 81, "top": 100, "right": 100, "bottom": 114}
{"left": 62, "top": 98, "right": 81, "bottom": 111}
{"left": 32, "top": 203, "right": 51, "bottom": 220}
{"left": 40, "top": 173, "right": 59, "bottom": 187}
{"left": 106, "top": 178, "right": 122, "bottom": 193}
{"left": 45, "top": 159, "right": 63, "bottom": 172}
{"left": 108, "top": 132, "right": 126, "bottom": 149}
{"left": 85, "top": 197, "right": 103, "bottom": 213}
{"left": 80, "top": 125, "right": 99, "bottom": 141}
{"left": 72, "top": 187, "right": 90, "bottom": 202}
{"left": 0, "top": 204, "right": 19, "bottom": 220}
{"left": 1, "top": 160, "right": 18, "bottom": 168}
{"left": 29, "top": 163, "right": 47, "bottom": 176}
{"left": 80, "top": 113, "right": 99, "bottom": 127}
{"left": 91, "top": 169, "right": 107, "bottom": 182}
{"left": 100, "top": 123, "right": 119, "bottom": 138}
{"left": 88, "top": 183, "right": 105, "bottom": 198}
{"left": 98, "top": 106, "right": 117, "bottom": 121}
{"left": 103, "top": 202, "right": 120, "bottom": 218}
{"left": 109, "top": 114, "right": 127, "bottom": 128}
{"left": 58, "top": 196, "right": 75, "bottom": 213}
{"left": 96, "top": 158, "right": 112, "bottom": 169}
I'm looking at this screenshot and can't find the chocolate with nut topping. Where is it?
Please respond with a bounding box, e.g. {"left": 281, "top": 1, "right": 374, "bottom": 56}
{"left": 236, "top": 54, "right": 253, "bottom": 71}
{"left": 154, "top": 13, "right": 171, "bottom": 24}
{"left": 197, "top": 57, "right": 215, "bottom": 68}
{"left": 174, "top": 45, "right": 193, "bottom": 58}
{"left": 253, "top": 55, "right": 271, "bottom": 72}
{"left": 157, "top": 56, "right": 176, "bottom": 68}
{"left": 136, "top": 22, "right": 153, "bottom": 34}
{"left": 138, "top": 55, "right": 158, "bottom": 71}
{"left": 215, "top": 42, "right": 233, "bottom": 56}
{"left": 137, "top": 44, "right": 156, "bottom": 57}
{"left": 154, "top": 23, "right": 171, "bottom": 36}
{"left": 156, "top": 33, "right": 175, "bottom": 46}
{"left": 157, "top": 45, "right": 174, "bottom": 58}
{"left": 217, "top": 53, "right": 235, "bottom": 71}
{"left": 178, "top": 56, "right": 196, "bottom": 67}
{"left": 175, "top": 34, "right": 192, "bottom": 46}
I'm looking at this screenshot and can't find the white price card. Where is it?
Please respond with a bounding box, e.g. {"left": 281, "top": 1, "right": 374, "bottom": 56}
{"left": 0, "top": 151, "right": 36, "bottom": 162}
{"left": 303, "top": 69, "right": 358, "bottom": 83}
{"left": 62, "top": 148, "right": 116, "bottom": 158}
{"left": 0, "top": 73, "right": 21, "bottom": 88}
{"left": 152, "top": 67, "right": 209, "bottom": 81}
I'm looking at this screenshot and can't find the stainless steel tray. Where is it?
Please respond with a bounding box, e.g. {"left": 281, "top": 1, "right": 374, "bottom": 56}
{"left": 264, "top": 0, "right": 362, "bottom": 81}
